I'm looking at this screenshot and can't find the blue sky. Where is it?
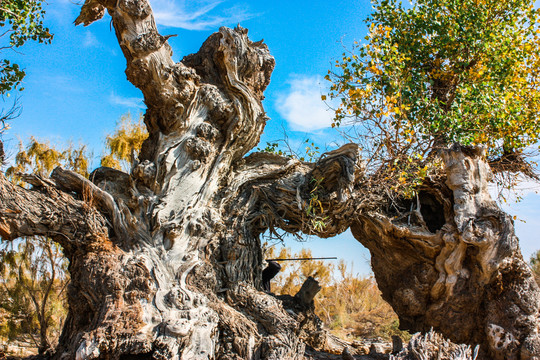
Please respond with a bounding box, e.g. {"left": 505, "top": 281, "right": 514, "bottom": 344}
{"left": 2, "top": 0, "right": 539, "bottom": 275}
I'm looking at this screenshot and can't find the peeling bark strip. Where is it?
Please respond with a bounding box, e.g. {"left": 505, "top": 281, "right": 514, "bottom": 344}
{"left": 0, "top": 0, "right": 537, "bottom": 359}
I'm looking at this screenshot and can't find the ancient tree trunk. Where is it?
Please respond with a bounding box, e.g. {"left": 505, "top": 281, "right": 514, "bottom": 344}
{"left": 0, "top": 1, "right": 538, "bottom": 359}
{"left": 351, "top": 146, "right": 540, "bottom": 360}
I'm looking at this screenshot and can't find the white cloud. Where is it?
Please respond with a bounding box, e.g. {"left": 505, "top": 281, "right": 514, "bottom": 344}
{"left": 36, "top": 74, "right": 84, "bottom": 95}
{"left": 276, "top": 75, "right": 334, "bottom": 132}
{"left": 149, "top": 0, "right": 253, "bottom": 30}
{"left": 83, "top": 31, "right": 100, "bottom": 48}
{"left": 109, "top": 92, "right": 145, "bottom": 109}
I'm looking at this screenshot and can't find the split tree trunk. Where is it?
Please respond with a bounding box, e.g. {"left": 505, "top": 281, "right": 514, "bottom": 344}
{"left": 352, "top": 146, "right": 540, "bottom": 360}
{"left": 0, "top": 1, "right": 538, "bottom": 359}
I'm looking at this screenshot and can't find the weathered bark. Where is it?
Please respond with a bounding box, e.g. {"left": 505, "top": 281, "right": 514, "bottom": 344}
{"left": 0, "top": 1, "right": 538, "bottom": 359}
{"left": 390, "top": 329, "right": 480, "bottom": 360}
{"left": 351, "top": 146, "right": 540, "bottom": 359}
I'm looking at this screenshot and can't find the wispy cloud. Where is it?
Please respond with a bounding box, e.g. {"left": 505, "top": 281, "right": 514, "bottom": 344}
{"left": 109, "top": 92, "right": 145, "bottom": 109}
{"left": 276, "top": 75, "right": 334, "bottom": 132}
{"left": 83, "top": 31, "right": 100, "bottom": 48}
{"left": 149, "top": 0, "right": 253, "bottom": 30}
{"left": 34, "top": 74, "right": 85, "bottom": 95}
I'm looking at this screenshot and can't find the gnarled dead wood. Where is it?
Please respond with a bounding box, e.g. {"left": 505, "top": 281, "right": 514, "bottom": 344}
{"left": 0, "top": 172, "right": 108, "bottom": 254}
{"left": 295, "top": 276, "right": 321, "bottom": 307}
{"left": 351, "top": 145, "right": 540, "bottom": 359}
{"left": 0, "top": 0, "right": 538, "bottom": 359}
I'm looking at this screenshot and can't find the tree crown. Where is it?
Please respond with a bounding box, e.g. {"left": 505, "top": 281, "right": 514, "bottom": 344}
{"left": 326, "top": 0, "right": 540, "bottom": 192}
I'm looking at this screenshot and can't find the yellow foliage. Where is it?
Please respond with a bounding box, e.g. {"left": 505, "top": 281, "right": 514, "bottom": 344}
{"left": 1, "top": 112, "right": 149, "bottom": 355}
{"left": 0, "top": 237, "right": 69, "bottom": 354}
{"left": 265, "top": 247, "right": 409, "bottom": 341}
{"left": 530, "top": 251, "right": 540, "bottom": 287}
{"left": 101, "top": 112, "right": 148, "bottom": 171}
{"left": 6, "top": 138, "right": 89, "bottom": 183}
{"left": 100, "top": 154, "right": 121, "bottom": 170}
{"left": 325, "top": 0, "right": 540, "bottom": 195}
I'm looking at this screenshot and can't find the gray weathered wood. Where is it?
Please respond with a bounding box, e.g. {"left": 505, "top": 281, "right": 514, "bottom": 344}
{"left": 0, "top": 1, "right": 538, "bottom": 359}
{"left": 295, "top": 276, "right": 322, "bottom": 307}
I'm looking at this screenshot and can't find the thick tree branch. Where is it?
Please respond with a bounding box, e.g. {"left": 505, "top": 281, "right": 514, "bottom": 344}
{"left": 235, "top": 143, "right": 361, "bottom": 238}
{"left": 350, "top": 145, "right": 540, "bottom": 359}
{"left": 0, "top": 172, "right": 109, "bottom": 255}
{"left": 51, "top": 166, "right": 131, "bottom": 243}
{"left": 76, "top": 0, "right": 184, "bottom": 127}
{"left": 13, "top": 0, "right": 535, "bottom": 356}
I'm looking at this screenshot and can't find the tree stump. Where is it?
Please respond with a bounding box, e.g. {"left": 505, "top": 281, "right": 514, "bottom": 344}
{"left": 295, "top": 276, "right": 322, "bottom": 308}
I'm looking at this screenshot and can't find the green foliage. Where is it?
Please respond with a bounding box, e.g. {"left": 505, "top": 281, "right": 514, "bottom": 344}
{"left": 326, "top": 0, "right": 540, "bottom": 192}
{"left": 0, "top": 0, "right": 53, "bottom": 95}
{"left": 258, "top": 142, "right": 290, "bottom": 156}
{"left": 303, "top": 139, "right": 320, "bottom": 162}
{"left": 101, "top": 113, "right": 148, "bottom": 170}
{"left": 257, "top": 138, "right": 320, "bottom": 162}
{"left": 0, "top": 60, "right": 25, "bottom": 94}
{"left": 257, "top": 140, "right": 328, "bottom": 232}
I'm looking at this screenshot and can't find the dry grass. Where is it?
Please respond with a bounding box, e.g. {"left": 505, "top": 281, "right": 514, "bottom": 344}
{"left": 266, "top": 247, "right": 410, "bottom": 342}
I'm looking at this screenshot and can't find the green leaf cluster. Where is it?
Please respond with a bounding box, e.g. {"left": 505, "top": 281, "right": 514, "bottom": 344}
{"left": 0, "top": 0, "right": 53, "bottom": 95}
{"left": 257, "top": 138, "right": 320, "bottom": 162}
{"left": 326, "top": 0, "right": 540, "bottom": 175}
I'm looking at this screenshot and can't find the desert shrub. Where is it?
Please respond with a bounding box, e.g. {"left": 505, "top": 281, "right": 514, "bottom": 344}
{"left": 265, "top": 247, "right": 410, "bottom": 341}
